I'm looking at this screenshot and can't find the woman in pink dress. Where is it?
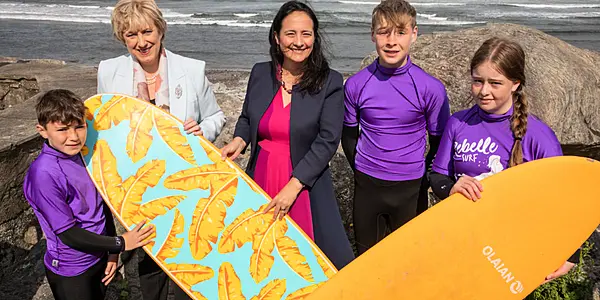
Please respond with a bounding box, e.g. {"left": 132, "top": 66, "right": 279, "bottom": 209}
{"left": 221, "top": 1, "right": 354, "bottom": 269}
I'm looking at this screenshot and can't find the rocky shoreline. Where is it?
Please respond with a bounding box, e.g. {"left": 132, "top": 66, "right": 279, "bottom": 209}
{"left": 1, "top": 23, "right": 599, "bottom": 300}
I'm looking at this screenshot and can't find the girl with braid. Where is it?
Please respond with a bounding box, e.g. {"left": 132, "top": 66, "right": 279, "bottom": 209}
{"left": 429, "top": 37, "right": 579, "bottom": 283}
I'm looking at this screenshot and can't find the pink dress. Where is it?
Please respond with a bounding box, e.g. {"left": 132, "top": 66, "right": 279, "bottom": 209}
{"left": 253, "top": 89, "right": 314, "bottom": 240}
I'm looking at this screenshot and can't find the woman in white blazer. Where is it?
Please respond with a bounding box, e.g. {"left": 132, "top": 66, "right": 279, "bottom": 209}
{"left": 97, "top": 0, "right": 225, "bottom": 143}
{"left": 97, "top": 1, "right": 225, "bottom": 300}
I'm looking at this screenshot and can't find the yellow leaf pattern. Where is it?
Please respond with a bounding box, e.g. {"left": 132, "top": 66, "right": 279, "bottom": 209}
{"left": 189, "top": 177, "right": 238, "bottom": 260}
{"left": 190, "top": 291, "right": 208, "bottom": 300}
{"left": 249, "top": 221, "right": 278, "bottom": 283}
{"left": 285, "top": 284, "right": 323, "bottom": 300}
{"left": 164, "top": 163, "right": 238, "bottom": 191}
{"left": 249, "top": 219, "right": 313, "bottom": 284}
{"left": 126, "top": 106, "right": 154, "bottom": 163}
{"left": 274, "top": 222, "right": 314, "bottom": 282}
{"left": 84, "top": 95, "right": 102, "bottom": 120}
{"left": 135, "top": 195, "right": 185, "bottom": 222}
{"left": 219, "top": 204, "right": 272, "bottom": 253}
{"left": 120, "top": 160, "right": 166, "bottom": 224}
{"left": 251, "top": 279, "right": 286, "bottom": 300}
{"left": 146, "top": 228, "right": 157, "bottom": 250}
{"left": 165, "top": 263, "right": 214, "bottom": 291}
{"left": 91, "top": 140, "right": 124, "bottom": 211}
{"left": 218, "top": 262, "right": 246, "bottom": 300}
{"left": 85, "top": 95, "right": 332, "bottom": 300}
{"left": 312, "top": 248, "right": 336, "bottom": 278}
{"left": 199, "top": 139, "right": 225, "bottom": 165}
{"left": 153, "top": 110, "right": 196, "bottom": 165}
{"left": 81, "top": 145, "right": 89, "bottom": 156}
{"left": 156, "top": 209, "right": 185, "bottom": 261}
{"left": 94, "top": 95, "right": 142, "bottom": 130}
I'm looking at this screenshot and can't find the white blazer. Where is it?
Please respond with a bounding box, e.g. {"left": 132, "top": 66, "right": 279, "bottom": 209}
{"left": 97, "top": 49, "right": 226, "bottom": 142}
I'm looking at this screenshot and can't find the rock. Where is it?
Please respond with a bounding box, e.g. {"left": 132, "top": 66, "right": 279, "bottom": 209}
{"left": 360, "top": 23, "right": 600, "bottom": 160}
{"left": 0, "top": 77, "right": 40, "bottom": 110}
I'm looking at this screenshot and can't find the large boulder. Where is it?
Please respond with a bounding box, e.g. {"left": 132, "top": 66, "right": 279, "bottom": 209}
{"left": 361, "top": 23, "right": 600, "bottom": 160}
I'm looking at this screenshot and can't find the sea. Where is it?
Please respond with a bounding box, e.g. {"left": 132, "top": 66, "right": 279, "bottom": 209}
{"left": 1, "top": 0, "right": 599, "bottom": 72}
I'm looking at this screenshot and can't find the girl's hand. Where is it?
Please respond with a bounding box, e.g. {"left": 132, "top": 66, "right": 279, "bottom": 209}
{"left": 263, "top": 178, "right": 304, "bottom": 220}
{"left": 450, "top": 175, "right": 483, "bottom": 201}
{"left": 220, "top": 137, "right": 246, "bottom": 161}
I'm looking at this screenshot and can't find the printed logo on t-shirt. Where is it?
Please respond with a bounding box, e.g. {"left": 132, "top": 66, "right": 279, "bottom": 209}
{"left": 52, "top": 259, "right": 59, "bottom": 267}
{"left": 454, "top": 137, "right": 505, "bottom": 179}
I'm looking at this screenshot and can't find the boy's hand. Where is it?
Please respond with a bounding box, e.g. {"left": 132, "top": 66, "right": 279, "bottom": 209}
{"left": 122, "top": 220, "right": 155, "bottom": 251}
{"left": 102, "top": 254, "right": 119, "bottom": 286}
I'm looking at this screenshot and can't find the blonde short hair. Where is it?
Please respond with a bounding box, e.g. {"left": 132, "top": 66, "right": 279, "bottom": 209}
{"left": 111, "top": 0, "right": 167, "bottom": 44}
{"left": 371, "top": 0, "right": 417, "bottom": 31}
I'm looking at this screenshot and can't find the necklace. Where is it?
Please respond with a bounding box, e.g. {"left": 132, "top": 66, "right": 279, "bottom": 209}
{"left": 145, "top": 71, "right": 159, "bottom": 84}
{"left": 279, "top": 67, "right": 298, "bottom": 94}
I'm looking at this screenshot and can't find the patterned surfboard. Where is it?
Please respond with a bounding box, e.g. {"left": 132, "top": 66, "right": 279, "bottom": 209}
{"left": 82, "top": 94, "right": 336, "bottom": 300}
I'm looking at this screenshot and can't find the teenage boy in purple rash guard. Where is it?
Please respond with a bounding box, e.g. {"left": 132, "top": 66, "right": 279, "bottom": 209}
{"left": 23, "top": 89, "right": 154, "bottom": 300}
{"left": 429, "top": 37, "right": 580, "bottom": 284}
{"left": 342, "top": 0, "right": 450, "bottom": 255}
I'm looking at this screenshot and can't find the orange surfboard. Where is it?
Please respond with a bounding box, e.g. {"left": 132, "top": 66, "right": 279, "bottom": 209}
{"left": 308, "top": 156, "right": 600, "bottom": 299}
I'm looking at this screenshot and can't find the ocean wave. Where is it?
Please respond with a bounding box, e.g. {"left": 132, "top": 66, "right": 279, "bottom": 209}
{"left": 67, "top": 5, "right": 101, "bottom": 9}
{"left": 0, "top": 14, "right": 109, "bottom": 23}
{"left": 0, "top": 12, "right": 272, "bottom": 27}
{"left": 419, "top": 13, "right": 448, "bottom": 21}
{"left": 503, "top": 3, "right": 600, "bottom": 9}
{"left": 483, "top": 11, "right": 600, "bottom": 19}
{"left": 337, "top": 1, "right": 465, "bottom": 6}
{"left": 234, "top": 13, "right": 259, "bottom": 18}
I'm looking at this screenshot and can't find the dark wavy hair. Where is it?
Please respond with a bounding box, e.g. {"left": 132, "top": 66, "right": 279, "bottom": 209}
{"left": 268, "top": 1, "right": 329, "bottom": 94}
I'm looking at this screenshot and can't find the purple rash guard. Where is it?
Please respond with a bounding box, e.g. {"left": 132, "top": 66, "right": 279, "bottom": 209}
{"left": 432, "top": 105, "right": 562, "bottom": 179}
{"left": 344, "top": 57, "right": 450, "bottom": 181}
{"left": 23, "top": 143, "right": 107, "bottom": 277}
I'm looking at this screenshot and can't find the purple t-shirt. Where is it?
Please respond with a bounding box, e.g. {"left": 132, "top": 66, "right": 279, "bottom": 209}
{"left": 432, "top": 105, "right": 562, "bottom": 180}
{"left": 344, "top": 57, "right": 450, "bottom": 181}
{"left": 23, "top": 143, "right": 106, "bottom": 276}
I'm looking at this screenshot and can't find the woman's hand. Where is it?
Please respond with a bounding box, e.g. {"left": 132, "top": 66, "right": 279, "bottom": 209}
{"left": 221, "top": 137, "right": 247, "bottom": 160}
{"left": 184, "top": 118, "right": 203, "bottom": 136}
{"left": 449, "top": 175, "right": 483, "bottom": 201}
{"left": 543, "top": 261, "right": 575, "bottom": 284}
{"left": 263, "top": 177, "right": 304, "bottom": 220}
{"left": 102, "top": 254, "right": 119, "bottom": 286}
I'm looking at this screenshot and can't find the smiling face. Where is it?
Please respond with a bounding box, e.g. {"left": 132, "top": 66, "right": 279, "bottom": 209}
{"left": 123, "top": 22, "right": 163, "bottom": 70}
{"left": 275, "top": 11, "right": 315, "bottom": 66}
{"left": 371, "top": 17, "right": 417, "bottom": 69}
{"left": 37, "top": 120, "right": 87, "bottom": 156}
{"left": 471, "top": 60, "right": 521, "bottom": 115}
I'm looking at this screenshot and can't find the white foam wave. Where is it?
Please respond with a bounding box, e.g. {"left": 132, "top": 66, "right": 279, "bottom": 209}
{"left": 484, "top": 11, "right": 600, "bottom": 19}
{"left": 507, "top": 3, "right": 600, "bottom": 9}
{"left": 0, "top": 14, "right": 109, "bottom": 23}
{"left": 418, "top": 13, "right": 447, "bottom": 21}
{"left": 234, "top": 13, "right": 259, "bottom": 18}
{"left": 67, "top": 5, "right": 101, "bottom": 9}
{"left": 337, "top": 1, "right": 465, "bottom": 6}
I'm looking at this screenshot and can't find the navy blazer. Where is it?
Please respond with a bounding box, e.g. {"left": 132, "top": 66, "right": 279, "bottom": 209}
{"left": 233, "top": 61, "right": 354, "bottom": 269}
{"left": 234, "top": 61, "right": 344, "bottom": 187}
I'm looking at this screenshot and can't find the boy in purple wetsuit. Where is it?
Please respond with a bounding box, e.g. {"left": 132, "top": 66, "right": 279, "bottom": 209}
{"left": 342, "top": 0, "right": 450, "bottom": 254}
{"left": 23, "top": 89, "right": 154, "bottom": 300}
{"left": 429, "top": 37, "right": 580, "bottom": 285}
